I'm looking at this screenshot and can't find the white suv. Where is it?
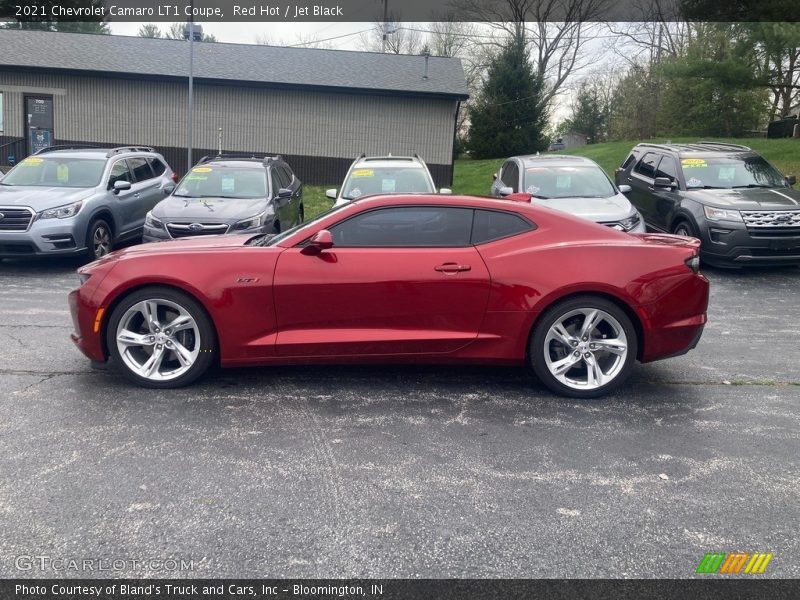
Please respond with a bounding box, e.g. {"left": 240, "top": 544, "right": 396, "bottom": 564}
{"left": 326, "top": 154, "right": 451, "bottom": 207}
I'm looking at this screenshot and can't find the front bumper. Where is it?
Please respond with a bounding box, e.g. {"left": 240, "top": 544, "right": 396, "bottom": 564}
{"left": 699, "top": 221, "right": 800, "bottom": 267}
{"left": 0, "top": 219, "right": 88, "bottom": 257}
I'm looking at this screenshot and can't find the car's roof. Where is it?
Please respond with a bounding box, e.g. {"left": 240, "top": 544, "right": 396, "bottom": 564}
{"left": 33, "top": 147, "right": 159, "bottom": 160}
{"left": 632, "top": 142, "right": 755, "bottom": 157}
{"left": 199, "top": 159, "right": 269, "bottom": 169}
{"left": 516, "top": 154, "right": 598, "bottom": 167}
{"left": 353, "top": 156, "right": 426, "bottom": 169}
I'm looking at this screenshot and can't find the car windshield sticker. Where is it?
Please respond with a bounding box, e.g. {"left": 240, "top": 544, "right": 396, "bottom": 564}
{"left": 221, "top": 175, "right": 236, "bottom": 194}
{"left": 526, "top": 185, "right": 540, "bottom": 194}
{"left": 20, "top": 157, "right": 43, "bottom": 167}
{"left": 682, "top": 158, "right": 707, "bottom": 167}
{"left": 56, "top": 164, "right": 69, "bottom": 183}
{"left": 351, "top": 169, "right": 373, "bottom": 178}
{"left": 556, "top": 175, "right": 571, "bottom": 189}
{"left": 381, "top": 178, "right": 396, "bottom": 192}
{"left": 350, "top": 188, "right": 362, "bottom": 198}
{"left": 192, "top": 167, "right": 212, "bottom": 173}
{"left": 718, "top": 166, "right": 736, "bottom": 181}
{"left": 686, "top": 177, "right": 703, "bottom": 188}
{"left": 184, "top": 174, "right": 208, "bottom": 182}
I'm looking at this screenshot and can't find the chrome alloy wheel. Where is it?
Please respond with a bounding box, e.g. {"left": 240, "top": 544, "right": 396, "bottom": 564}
{"left": 543, "top": 308, "right": 628, "bottom": 391}
{"left": 92, "top": 224, "right": 112, "bottom": 258}
{"left": 115, "top": 299, "right": 201, "bottom": 382}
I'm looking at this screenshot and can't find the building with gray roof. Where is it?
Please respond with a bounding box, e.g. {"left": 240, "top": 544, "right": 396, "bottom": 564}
{"left": 0, "top": 29, "right": 468, "bottom": 184}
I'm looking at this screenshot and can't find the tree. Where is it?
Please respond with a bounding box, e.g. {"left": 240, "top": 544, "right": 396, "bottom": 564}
{"left": 358, "top": 17, "right": 424, "bottom": 54}
{"left": 466, "top": 34, "right": 548, "bottom": 158}
{"left": 562, "top": 80, "right": 607, "bottom": 143}
{"left": 137, "top": 24, "right": 162, "bottom": 38}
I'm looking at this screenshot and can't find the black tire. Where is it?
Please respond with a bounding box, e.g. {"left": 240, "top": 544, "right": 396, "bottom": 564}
{"left": 272, "top": 220, "right": 281, "bottom": 234}
{"left": 298, "top": 203, "right": 305, "bottom": 225}
{"left": 86, "top": 218, "right": 113, "bottom": 261}
{"left": 106, "top": 286, "right": 217, "bottom": 388}
{"left": 672, "top": 219, "right": 698, "bottom": 238}
{"left": 530, "top": 295, "right": 638, "bottom": 399}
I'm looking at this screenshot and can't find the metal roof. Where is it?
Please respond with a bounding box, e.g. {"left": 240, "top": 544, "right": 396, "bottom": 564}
{"left": 0, "top": 29, "right": 468, "bottom": 99}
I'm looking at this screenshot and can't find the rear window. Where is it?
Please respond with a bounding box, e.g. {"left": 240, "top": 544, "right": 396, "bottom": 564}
{"left": 472, "top": 209, "right": 533, "bottom": 244}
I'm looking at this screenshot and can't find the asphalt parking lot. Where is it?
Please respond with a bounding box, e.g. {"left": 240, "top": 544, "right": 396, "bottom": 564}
{"left": 0, "top": 258, "right": 798, "bottom": 579}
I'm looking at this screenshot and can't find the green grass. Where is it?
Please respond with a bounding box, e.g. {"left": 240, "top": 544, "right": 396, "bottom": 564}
{"left": 304, "top": 138, "right": 800, "bottom": 219}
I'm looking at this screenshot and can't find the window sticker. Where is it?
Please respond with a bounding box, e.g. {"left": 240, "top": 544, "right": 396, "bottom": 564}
{"left": 192, "top": 167, "right": 212, "bottom": 173}
{"left": 350, "top": 188, "right": 362, "bottom": 198}
{"left": 556, "top": 175, "right": 571, "bottom": 189}
{"left": 184, "top": 174, "right": 208, "bottom": 182}
{"left": 221, "top": 176, "right": 236, "bottom": 193}
{"left": 686, "top": 177, "right": 703, "bottom": 188}
{"left": 526, "top": 185, "right": 540, "bottom": 194}
{"left": 351, "top": 169, "right": 373, "bottom": 178}
{"left": 682, "top": 158, "right": 707, "bottom": 168}
{"left": 718, "top": 167, "right": 736, "bottom": 181}
{"left": 56, "top": 164, "right": 69, "bottom": 183}
{"left": 20, "top": 157, "right": 43, "bottom": 166}
{"left": 381, "top": 178, "right": 396, "bottom": 192}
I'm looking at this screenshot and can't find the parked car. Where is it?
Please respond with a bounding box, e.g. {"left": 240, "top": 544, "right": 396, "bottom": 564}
{"left": 615, "top": 141, "right": 800, "bottom": 267}
{"left": 491, "top": 155, "right": 645, "bottom": 233}
{"left": 0, "top": 145, "right": 175, "bottom": 260}
{"left": 143, "top": 154, "right": 302, "bottom": 243}
{"left": 69, "top": 194, "right": 708, "bottom": 399}
{"left": 326, "top": 154, "right": 451, "bottom": 207}
{"left": 547, "top": 139, "right": 566, "bottom": 152}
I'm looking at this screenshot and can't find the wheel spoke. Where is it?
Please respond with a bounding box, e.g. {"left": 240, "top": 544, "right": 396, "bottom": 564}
{"left": 550, "top": 353, "right": 581, "bottom": 376}
{"left": 133, "top": 300, "right": 161, "bottom": 332}
{"left": 164, "top": 313, "right": 193, "bottom": 333}
{"left": 584, "top": 354, "right": 604, "bottom": 387}
{"left": 138, "top": 345, "right": 166, "bottom": 378}
{"left": 170, "top": 340, "right": 194, "bottom": 368}
{"left": 579, "top": 309, "right": 601, "bottom": 340}
{"left": 551, "top": 322, "right": 576, "bottom": 348}
{"left": 117, "top": 329, "right": 153, "bottom": 347}
{"left": 592, "top": 338, "right": 627, "bottom": 355}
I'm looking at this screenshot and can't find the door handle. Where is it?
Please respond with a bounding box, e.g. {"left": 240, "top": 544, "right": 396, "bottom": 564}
{"left": 434, "top": 263, "right": 471, "bottom": 273}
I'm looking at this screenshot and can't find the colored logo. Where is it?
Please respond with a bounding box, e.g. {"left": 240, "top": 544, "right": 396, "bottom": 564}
{"left": 696, "top": 552, "right": 773, "bottom": 574}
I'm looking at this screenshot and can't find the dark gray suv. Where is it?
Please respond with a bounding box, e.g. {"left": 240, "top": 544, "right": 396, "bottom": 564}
{"left": 615, "top": 141, "right": 799, "bottom": 267}
{"left": 0, "top": 146, "right": 175, "bottom": 260}
{"left": 143, "top": 154, "right": 303, "bottom": 242}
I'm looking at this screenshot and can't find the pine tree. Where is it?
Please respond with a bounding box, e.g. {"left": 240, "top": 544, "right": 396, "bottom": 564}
{"left": 466, "top": 35, "right": 548, "bottom": 159}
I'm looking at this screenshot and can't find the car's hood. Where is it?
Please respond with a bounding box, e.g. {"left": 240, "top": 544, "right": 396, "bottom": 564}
{"left": 534, "top": 193, "right": 633, "bottom": 222}
{"left": 0, "top": 185, "right": 93, "bottom": 211}
{"left": 688, "top": 187, "right": 800, "bottom": 210}
{"left": 152, "top": 196, "right": 268, "bottom": 221}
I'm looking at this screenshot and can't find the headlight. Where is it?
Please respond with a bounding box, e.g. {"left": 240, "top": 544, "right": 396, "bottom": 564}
{"left": 144, "top": 211, "right": 164, "bottom": 230}
{"left": 38, "top": 200, "right": 83, "bottom": 220}
{"left": 233, "top": 211, "right": 268, "bottom": 231}
{"left": 619, "top": 212, "right": 642, "bottom": 231}
{"left": 703, "top": 206, "right": 742, "bottom": 222}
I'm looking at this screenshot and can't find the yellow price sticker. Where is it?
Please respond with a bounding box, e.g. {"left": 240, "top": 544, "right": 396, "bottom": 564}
{"left": 681, "top": 158, "right": 707, "bottom": 167}
{"left": 21, "top": 157, "right": 43, "bottom": 166}
{"left": 192, "top": 167, "right": 213, "bottom": 173}
{"left": 57, "top": 164, "right": 69, "bottom": 183}
{"left": 351, "top": 169, "right": 374, "bottom": 178}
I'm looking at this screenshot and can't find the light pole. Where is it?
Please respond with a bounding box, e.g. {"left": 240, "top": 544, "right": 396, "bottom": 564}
{"left": 187, "top": 1, "right": 195, "bottom": 172}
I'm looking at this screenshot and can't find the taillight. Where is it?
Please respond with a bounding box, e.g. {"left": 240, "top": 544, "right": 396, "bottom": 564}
{"left": 685, "top": 255, "right": 700, "bottom": 273}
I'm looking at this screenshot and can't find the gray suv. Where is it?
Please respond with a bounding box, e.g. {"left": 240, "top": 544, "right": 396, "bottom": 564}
{"left": 0, "top": 146, "right": 175, "bottom": 260}
{"left": 143, "top": 154, "right": 303, "bottom": 242}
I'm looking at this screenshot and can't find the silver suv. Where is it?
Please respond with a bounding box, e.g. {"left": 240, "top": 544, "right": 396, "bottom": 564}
{"left": 0, "top": 146, "right": 175, "bottom": 260}
{"left": 326, "top": 154, "right": 451, "bottom": 207}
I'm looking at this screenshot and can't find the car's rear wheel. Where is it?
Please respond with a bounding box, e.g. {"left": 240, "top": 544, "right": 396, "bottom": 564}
{"left": 106, "top": 287, "right": 216, "bottom": 388}
{"left": 87, "top": 218, "right": 113, "bottom": 260}
{"left": 530, "top": 296, "right": 637, "bottom": 399}
{"left": 672, "top": 219, "right": 697, "bottom": 238}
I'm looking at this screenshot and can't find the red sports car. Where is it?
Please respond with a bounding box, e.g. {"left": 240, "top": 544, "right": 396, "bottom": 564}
{"left": 69, "top": 195, "right": 709, "bottom": 398}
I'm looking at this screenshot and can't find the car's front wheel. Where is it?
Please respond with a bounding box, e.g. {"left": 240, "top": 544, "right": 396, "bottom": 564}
{"left": 106, "top": 287, "right": 217, "bottom": 388}
{"left": 530, "top": 296, "right": 638, "bottom": 399}
{"left": 87, "top": 218, "right": 113, "bottom": 260}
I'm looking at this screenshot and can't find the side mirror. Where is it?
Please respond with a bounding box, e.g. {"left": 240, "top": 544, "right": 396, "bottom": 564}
{"left": 277, "top": 188, "right": 292, "bottom": 199}
{"left": 325, "top": 188, "right": 338, "bottom": 200}
{"left": 439, "top": 188, "right": 452, "bottom": 195}
{"left": 653, "top": 177, "right": 674, "bottom": 189}
{"left": 498, "top": 186, "right": 513, "bottom": 197}
{"left": 786, "top": 175, "right": 796, "bottom": 186}
{"left": 492, "top": 173, "right": 498, "bottom": 181}
{"left": 618, "top": 184, "right": 632, "bottom": 194}
{"left": 112, "top": 180, "right": 132, "bottom": 193}
{"left": 302, "top": 229, "right": 334, "bottom": 255}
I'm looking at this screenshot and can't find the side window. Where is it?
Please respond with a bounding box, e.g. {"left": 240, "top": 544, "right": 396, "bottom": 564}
{"left": 330, "top": 207, "right": 473, "bottom": 247}
{"left": 472, "top": 209, "right": 534, "bottom": 244}
{"left": 270, "top": 170, "right": 282, "bottom": 197}
{"left": 279, "top": 165, "right": 293, "bottom": 186}
{"left": 108, "top": 160, "right": 133, "bottom": 188}
{"left": 147, "top": 158, "right": 166, "bottom": 177}
{"left": 655, "top": 156, "right": 678, "bottom": 182}
{"left": 128, "top": 157, "right": 154, "bottom": 182}
{"left": 634, "top": 152, "right": 659, "bottom": 180}
{"left": 501, "top": 161, "right": 520, "bottom": 191}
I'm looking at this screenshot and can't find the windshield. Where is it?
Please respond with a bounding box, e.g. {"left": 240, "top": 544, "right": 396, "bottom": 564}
{"left": 522, "top": 165, "right": 616, "bottom": 199}
{"left": 265, "top": 203, "right": 351, "bottom": 246}
{"left": 1, "top": 156, "right": 105, "bottom": 188}
{"left": 681, "top": 155, "right": 786, "bottom": 189}
{"left": 175, "top": 166, "right": 267, "bottom": 199}
{"left": 341, "top": 167, "right": 434, "bottom": 200}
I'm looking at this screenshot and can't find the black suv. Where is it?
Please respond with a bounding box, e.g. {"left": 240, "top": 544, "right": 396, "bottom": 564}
{"left": 143, "top": 154, "right": 303, "bottom": 242}
{"left": 615, "top": 142, "right": 799, "bottom": 267}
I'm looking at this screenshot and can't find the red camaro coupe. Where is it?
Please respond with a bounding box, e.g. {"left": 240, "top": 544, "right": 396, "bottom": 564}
{"left": 69, "top": 195, "right": 709, "bottom": 398}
